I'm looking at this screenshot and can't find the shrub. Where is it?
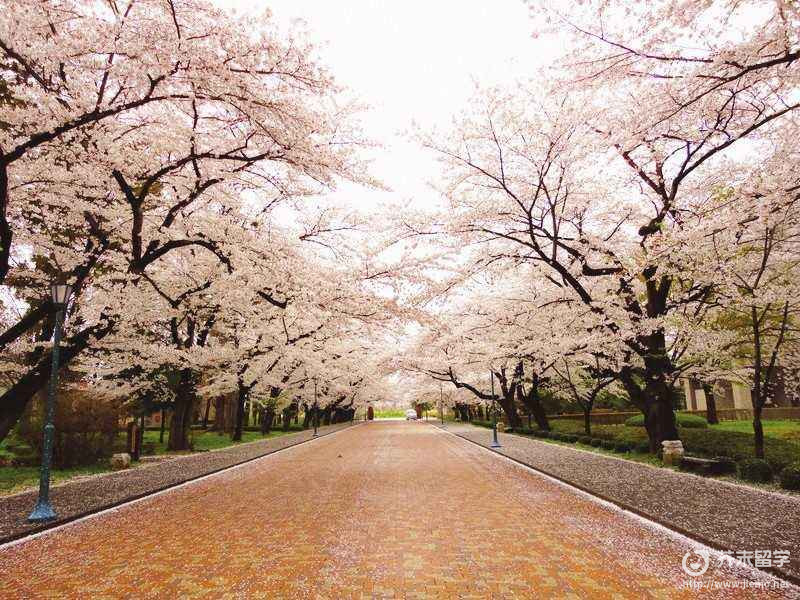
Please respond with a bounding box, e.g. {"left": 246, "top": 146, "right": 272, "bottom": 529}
{"left": 712, "top": 456, "right": 737, "bottom": 475}
{"left": 680, "top": 429, "right": 798, "bottom": 473}
{"left": 579, "top": 436, "right": 592, "bottom": 445}
{"left": 563, "top": 434, "right": 578, "bottom": 443}
{"left": 738, "top": 458, "right": 773, "bottom": 483}
{"left": 18, "top": 388, "right": 121, "bottom": 468}
{"left": 779, "top": 463, "right": 800, "bottom": 491}
{"left": 614, "top": 442, "right": 632, "bottom": 453}
{"left": 590, "top": 438, "right": 603, "bottom": 447}
{"left": 633, "top": 441, "right": 652, "bottom": 454}
{"left": 601, "top": 440, "right": 616, "bottom": 450}
{"left": 624, "top": 413, "right": 708, "bottom": 429}
{"left": 537, "top": 430, "right": 551, "bottom": 439}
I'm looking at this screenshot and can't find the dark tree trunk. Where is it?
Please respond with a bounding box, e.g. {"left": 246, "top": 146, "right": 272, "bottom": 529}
{"left": 210, "top": 397, "right": 222, "bottom": 431}
{"left": 260, "top": 407, "right": 275, "bottom": 435}
{"left": 302, "top": 403, "right": 311, "bottom": 429}
{"left": 753, "top": 404, "right": 765, "bottom": 458}
{"left": 517, "top": 376, "right": 549, "bottom": 431}
{"left": 202, "top": 398, "right": 211, "bottom": 429}
{"left": 168, "top": 369, "right": 195, "bottom": 451}
{"left": 0, "top": 161, "right": 11, "bottom": 287}
{"left": 282, "top": 403, "right": 295, "bottom": 431}
{"left": 702, "top": 382, "right": 719, "bottom": 425}
{"left": 159, "top": 408, "right": 166, "bottom": 443}
{"left": 621, "top": 361, "right": 679, "bottom": 453}
{"left": 232, "top": 381, "right": 247, "bottom": 442}
{"left": 497, "top": 394, "right": 522, "bottom": 429}
{"left": 583, "top": 407, "right": 592, "bottom": 437}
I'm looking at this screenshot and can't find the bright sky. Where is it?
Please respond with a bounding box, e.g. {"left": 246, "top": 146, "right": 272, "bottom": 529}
{"left": 217, "top": 0, "right": 555, "bottom": 212}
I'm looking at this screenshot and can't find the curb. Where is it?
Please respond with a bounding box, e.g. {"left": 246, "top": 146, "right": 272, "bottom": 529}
{"left": 435, "top": 423, "right": 800, "bottom": 588}
{"left": 0, "top": 422, "right": 358, "bottom": 547}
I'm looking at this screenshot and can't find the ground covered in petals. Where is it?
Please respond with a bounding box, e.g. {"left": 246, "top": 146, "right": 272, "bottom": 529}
{"left": 1, "top": 422, "right": 796, "bottom": 599}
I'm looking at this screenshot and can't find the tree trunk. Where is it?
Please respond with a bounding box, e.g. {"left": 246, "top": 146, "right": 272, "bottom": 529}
{"left": 302, "top": 403, "right": 311, "bottom": 429}
{"left": 621, "top": 362, "right": 679, "bottom": 453}
{"left": 260, "top": 407, "right": 275, "bottom": 435}
{"left": 159, "top": 408, "right": 166, "bottom": 443}
{"left": 202, "top": 398, "right": 211, "bottom": 429}
{"left": 497, "top": 395, "right": 522, "bottom": 429}
{"left": 282, "top": 404, "right": 294, "bottom": 431}
{"left": 753, "top": 404, "right": 765, "bottom": 458}
{"left": 0, "top": 161, "right": 12, "bottom": 287}
{"left": 583, "top": 407, "right": 591, "bottom": 437}
{"left": 232, "top": 382, "right": 247, "bottom": 442}
{"left": 702, "top": 382, "right": 719, "bottom": 425}
{"left": 167, "top": 369, "right": 195, "bottom": 451}
{"left": 517, "top": 377, "right": 549, "bottom": 431}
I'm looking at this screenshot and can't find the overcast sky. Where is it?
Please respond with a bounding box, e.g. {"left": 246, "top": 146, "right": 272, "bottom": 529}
{"left": 217, "top": 0, "right": 554, "bottom": 213}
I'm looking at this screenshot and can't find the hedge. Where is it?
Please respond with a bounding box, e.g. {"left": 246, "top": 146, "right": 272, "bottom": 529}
{"left": 738, "top": 458, "right": 773, "bottom": 483}
{"left": 779, "top": 463, "right": 800, "bottom": 491}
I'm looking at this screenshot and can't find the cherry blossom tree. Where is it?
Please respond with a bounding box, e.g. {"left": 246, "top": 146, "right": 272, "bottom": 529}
{"left": 417, "top": 0, "right": 799, "bottom": 449}
{"left": 0, "top": 0, "right": 374, "bottom": 444}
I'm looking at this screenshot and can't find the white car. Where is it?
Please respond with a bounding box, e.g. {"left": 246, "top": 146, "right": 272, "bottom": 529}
{"left": 405, "top": 409, "right": 418, "bottom": 420}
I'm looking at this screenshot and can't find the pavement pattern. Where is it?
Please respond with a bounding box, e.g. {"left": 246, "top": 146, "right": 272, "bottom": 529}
{"left": 0, "top": 422, "right": 355, "bottom": 543}
{"left": 443, "top": 422, "right": 800, "bottom": 583}
{"left": 1, "top": 421, "right": 797, "bottom": 599}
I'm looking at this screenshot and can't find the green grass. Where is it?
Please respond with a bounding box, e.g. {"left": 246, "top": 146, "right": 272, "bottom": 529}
{"left": 139, "top": 429, "right": 284, "bottom": 454}
{"left": 373, "top": 408, "right": 409, "bottom": 419}
{"left": 710, "top": 419, "right": 800, "bottom": 441}
{"left": 0, "top": 463, "right": 112, "bottom": 496}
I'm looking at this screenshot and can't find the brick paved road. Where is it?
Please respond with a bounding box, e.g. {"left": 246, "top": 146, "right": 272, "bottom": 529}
{"left": 1, "top": 422, "right": 796, "bottom": 599}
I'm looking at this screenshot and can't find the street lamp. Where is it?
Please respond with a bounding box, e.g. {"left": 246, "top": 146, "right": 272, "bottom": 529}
{"left": 439, "top": 382, "right": 444, "bottom": 426}
{"left": 490, "top": 370, "right": 501, "bottom": 449}
{"left": 313, "top": 378, "right": 319, "bottom": 437}
{"left": 28, "top": 282, "right": 73, "bottom": 523}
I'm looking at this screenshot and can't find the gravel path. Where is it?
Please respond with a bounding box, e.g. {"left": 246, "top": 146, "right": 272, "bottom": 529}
{"left": 443, "top": 422, "right": 800, "bottom": 584}
{"left": 0, "top": 422, "right": 355, "bottom": 543}
{"left": 1, "top": 421, "right": 795, "bottom": 598}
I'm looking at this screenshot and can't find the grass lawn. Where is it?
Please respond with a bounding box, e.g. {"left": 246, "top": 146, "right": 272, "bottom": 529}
{"left": 374, "top": 408, "right": 408, "bottom": 419}
{"left": 0, "top": 463, "right": 113, "bottom": 496}
{"left": 140, "top": 429, "right": 286, "bottom": 454}
{"left": 0, "top": 427, "right": 294, "bottom": 496}
{"left": 711, "top": 419, "right": 800, "bottom": 441}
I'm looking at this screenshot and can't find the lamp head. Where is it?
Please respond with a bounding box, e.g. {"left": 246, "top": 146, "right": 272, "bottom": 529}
{"left": 50, "top": 283, "right": 73, "bottom": 308}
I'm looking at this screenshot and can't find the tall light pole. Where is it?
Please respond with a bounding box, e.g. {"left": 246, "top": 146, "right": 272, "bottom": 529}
{"left": 313, "top": 378, "right": 319, "bottom": 437}
{"left": 490, "top": 370, "right": 501, "bottom": 449}
{"left": 439, "top": 381, "right": 444, "bottom": 425}
{"left": 29, "top": 283, "right": 73, "bottom": 523}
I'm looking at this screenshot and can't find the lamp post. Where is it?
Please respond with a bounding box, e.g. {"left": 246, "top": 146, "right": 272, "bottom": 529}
{"left": 439, "top": 382, "right": 444, "bottom": 425}
{"left": 490, "top": 370, "right": 501, "bottom": 448}
{"left": 28, "top": 283, "right": 73, "bottom": 523}
{"left": 313, "top": 378, "right": 319, "bottom": 437}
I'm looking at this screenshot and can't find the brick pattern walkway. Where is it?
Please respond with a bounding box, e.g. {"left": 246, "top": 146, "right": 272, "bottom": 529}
{"left": 1, "top": 421, "right": 796, "bottom": 599}
{"left": 0, "top": 422, "right": 354, "bottom": 543}
{"left": 444, "top": 422, "right": 800, "bottom": 584}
